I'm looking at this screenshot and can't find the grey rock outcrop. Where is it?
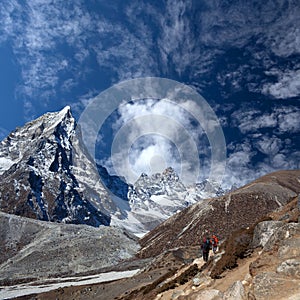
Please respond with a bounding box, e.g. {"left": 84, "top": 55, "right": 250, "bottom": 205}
{"left": 276, "top": 259, "right": 300, "bottom": 278}
{"left": 178, "top": 289, "right": 223, "bottom": 300}
{"left": 251, "top": 220, "right": 285, "bottom": 248}
{"left": 223, "top": 281, "right": 246, "bottom": 300}
{"left": 249, "top": 223, "right": 300, "bottom": 300}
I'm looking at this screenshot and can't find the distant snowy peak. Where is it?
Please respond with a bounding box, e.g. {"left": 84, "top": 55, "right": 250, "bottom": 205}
{"left": 194, "top": 179, "right": 226, "bottom": 198}
{"left": 118, "top": 167, "right": 189, "bottom": 234}
{"left": 0, "top": 106, "right": 229, "bottom": 236}
{"left": 133, "top": 167, "right": 186, "bottom": 197}
{"left": 116, "top": 167, "right": 230, "bottom": 235}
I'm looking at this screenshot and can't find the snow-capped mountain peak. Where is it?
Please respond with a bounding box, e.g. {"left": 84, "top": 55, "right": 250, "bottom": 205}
{"left": 0, "top": 107, "right": 116, "bottom": 227}
{"left": 0, "top": 106, "right": 74, "bottom": 175}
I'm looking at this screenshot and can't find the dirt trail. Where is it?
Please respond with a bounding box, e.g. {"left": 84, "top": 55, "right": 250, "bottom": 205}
{"left": 155, "top": 251, "right": 258, "bottom": 299}
{"left": 211, "top": 253, "right": 258, "bottom": 292}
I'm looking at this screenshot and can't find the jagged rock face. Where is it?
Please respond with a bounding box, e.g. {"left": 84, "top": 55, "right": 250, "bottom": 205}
{"left": 97, "top": 165, "right": 130, "bottom": 202}
{"left": 129, "top": 168, "right": 225, "bottom": 208}
{"left": 122, "top": 167, "right": 228, "bottom": 234}
{"left": 129, "top": 167, "right": 187, "bottom": 205}
{"left": 110, "top": 167, "right": 191, "bottom": 235}
{"left": 193, "top": 180, "right": 226, "bottom": 199}
{"left": 0, "top": 107, "right": 115, "bottom": 226}
{"left": 139, "top": 170, "right": 300, "bottom": 258}
{"left": 128, "top": 168, "right": 189, "bottom": 225}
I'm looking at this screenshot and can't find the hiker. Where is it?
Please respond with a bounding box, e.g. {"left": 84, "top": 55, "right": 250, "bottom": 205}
{"left": 211, "top": 234, "right": 219, "bottom": 254}
{"left": 201, "top": 237, "right": 211, "bottom": 262}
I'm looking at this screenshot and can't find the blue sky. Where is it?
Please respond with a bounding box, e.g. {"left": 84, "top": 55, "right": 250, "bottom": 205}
{"left": 0, "top": 0, "right": 299, "bottom": 186}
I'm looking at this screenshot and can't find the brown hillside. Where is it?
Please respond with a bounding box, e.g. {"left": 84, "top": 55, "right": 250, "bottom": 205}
{"left": 138, "top": 170, "right": 300, "bottom": 258}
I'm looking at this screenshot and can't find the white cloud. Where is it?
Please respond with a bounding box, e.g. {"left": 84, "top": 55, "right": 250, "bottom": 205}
{"left": 199, "top": 0, "right": 300, "bottom": 56}
{"left": 231, "top": 106, "right": 300, "bottom": 134}
{"left": 278, "top": 110, "right": 300, "bottom": 133}
{"left": 223, "top": 141, "right": 257, "bottom": 187}
{"left": 267, "top": 21, "right": 300, "bottom": 57}
{"left": 231, "top": 109, "right": 276, "bottom": 134}
{"left": 223, "top": 138, "right": 299, "bottom": 189}
{"left": 100, "top": 99, "right": 211, "bottom": 185}
{"left": 0, "top": 0, "right": 95, "bottom": 118}
{"left": 254, "top": 136, "right": 282, "bottom": 155}
{"left": 262, "top": 69, "right": 300, "bottom": 99}
{"left": 1, "top": 0, "right": 299, "bottom": 118}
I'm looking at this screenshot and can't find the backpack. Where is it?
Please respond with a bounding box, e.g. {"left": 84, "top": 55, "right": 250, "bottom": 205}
{"left": 202, "top": 239, "right": 210, "bottom": 251}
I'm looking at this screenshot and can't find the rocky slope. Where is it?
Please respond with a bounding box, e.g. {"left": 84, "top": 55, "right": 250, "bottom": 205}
{"left": 150, "top": 196, "right": 300, "bottom": 300}
{"left": 138, "top": 170, "right": 300, "bottom": 258}
{"left": 0, "top": 211, "right": 139, "bottom": 285}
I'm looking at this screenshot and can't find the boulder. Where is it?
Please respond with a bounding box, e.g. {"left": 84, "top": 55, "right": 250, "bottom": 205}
{"left": 223, "top": 281, "right": 246, "bottom": 300}
{"left": 263, "top": 223, "right": 300, "bottom": 254}
{"left": 250, "top": 272, "right": 300, "bottom": 300}
{"left": 277, "top": 259, "right": 300, "bottom": 278}
{"left": 192, "top": 273, "right": 213, "bottom": 287}
{"left": 249, "top": 222, "right": 300, "bottom": 299}
{"left": 251, "top": 220, "right": 285, "bottom": 248}
{"left": 178, "top": 289, "right": 223, "bottom": 300}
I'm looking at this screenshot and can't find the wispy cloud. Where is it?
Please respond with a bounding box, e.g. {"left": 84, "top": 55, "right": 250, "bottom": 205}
{"left": 0, "top": 0, "right": 95, "bottom": 118}
{"left": 231, "top": 106, "right": 300, "bottom": 135}
{"left": 99, "top": 98, "right": 210, "bottom": 185}
{"left": 1, "top": 0, "right": 299, "bottom": 115}
{"left": 224, "top": 135, "right": 300, "bottom": 188}
{"left": 224, "top": 102, "right": 300, "bottom": 187}
{"left": 254, "top": 135, "right": 282, "bottom": 156}
{"left": 262, "top": 68, "right": 300, "bottom": 99}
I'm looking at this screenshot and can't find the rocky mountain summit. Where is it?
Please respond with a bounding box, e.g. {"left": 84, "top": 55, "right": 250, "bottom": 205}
{"left": 0, "top": 106, "right": 118, "bottom": 227}
{"left": 113, "top": 167, "right": 227, "bottom": 235}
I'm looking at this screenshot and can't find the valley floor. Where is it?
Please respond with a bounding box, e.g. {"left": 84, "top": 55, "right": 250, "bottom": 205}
{"left": 0, "top": 269, "right": 140, "bottom": 299}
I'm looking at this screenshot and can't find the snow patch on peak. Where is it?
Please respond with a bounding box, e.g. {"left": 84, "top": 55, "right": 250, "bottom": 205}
{"left": 43, "top": 106, "right": 74, "bottom": 136}
{"left": 0, "top": 157, "right": 15, "bottom": 175}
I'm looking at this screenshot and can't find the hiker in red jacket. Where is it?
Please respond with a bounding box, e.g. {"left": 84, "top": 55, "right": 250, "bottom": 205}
{"left": 211, "top": 234, "right": 219, "bottom": 254}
